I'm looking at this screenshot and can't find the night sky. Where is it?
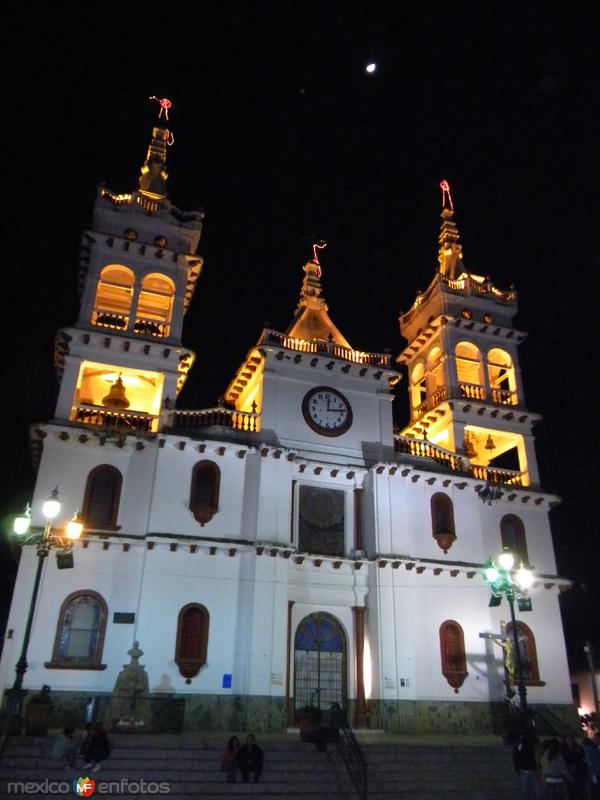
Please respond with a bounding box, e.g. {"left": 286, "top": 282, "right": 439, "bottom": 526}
{"left": 2, "top": 4, "right": 599, "bottom": 671}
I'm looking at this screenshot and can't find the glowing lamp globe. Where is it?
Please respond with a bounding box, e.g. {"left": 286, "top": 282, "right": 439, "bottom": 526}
{"left": 484, "top": 563, "right": 499, "bottom": 584}
{"left": 498, "top": 551, "right": 515, "bottom": 570}
{"left": 516, "top": 564, "right": 534, "bottom": 589}
{"left": 42, "top": 489, "right": 61, "bottom": 520}
{"left": 13, "top": 513, "right": 31, "bottom": 536}
{"left": 365, "top": 63, "right": 377, "bottom": 74}
{"left": 66, "top": 515, "right": 83, "bottom": 541}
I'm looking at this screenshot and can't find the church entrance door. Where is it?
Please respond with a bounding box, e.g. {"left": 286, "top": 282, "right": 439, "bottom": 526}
{"left": 293, "top": 612, "right": 347, "bottom": 717}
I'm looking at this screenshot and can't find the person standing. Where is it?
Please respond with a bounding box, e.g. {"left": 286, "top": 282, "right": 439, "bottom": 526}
{"left": 238, "top": 734, "right": 264, "bottom": 783}
{"left": 511, "top": 728, "right": 542, "bottom": 800}
{"left": 560, "top": 735, "right": 587, "bottom": 799}
{"left": 541, "top": 739, "right": 574, "bottom": 799}
{"left": 583, "top": 737, "right": 600, "bottom": 800}
{"left": 220, "top": 736, "right": 240, "bottom": 783}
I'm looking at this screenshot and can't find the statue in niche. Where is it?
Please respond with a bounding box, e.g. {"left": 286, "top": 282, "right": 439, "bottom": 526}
{"left": 106, "top": 641, "right": 152, "bottom": 729}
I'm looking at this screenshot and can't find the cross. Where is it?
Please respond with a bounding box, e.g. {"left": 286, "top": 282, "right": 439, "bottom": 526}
{"left": 440, "top": 179, "right": 454, "bottom": 210}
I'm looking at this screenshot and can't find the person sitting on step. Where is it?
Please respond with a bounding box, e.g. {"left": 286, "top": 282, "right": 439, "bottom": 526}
{"left": 81, "top": 722, "right": 111, "bottom": 773}
{"left": 220, "top": 736, "right": 240, "bottom": 783}
{"left": 237, "top": 734, "right": 264, "bottom": 783}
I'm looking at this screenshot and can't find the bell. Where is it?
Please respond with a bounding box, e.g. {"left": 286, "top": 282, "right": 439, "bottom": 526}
{"left": 102, "top": 375, "right": 130, "bottom": 409}
{"left": 485, "top": 434, "right": 496, "bottom": 451}
{"left": 464, "top": 435, "right": 477, "bottom": 459}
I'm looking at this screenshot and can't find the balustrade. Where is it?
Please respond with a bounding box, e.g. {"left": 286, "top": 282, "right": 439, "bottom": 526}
{"left": 91, "top": 311, "right": 128, "bottom": 331}
{"left": 469, "top": 465, "right": 523, "bottom": 486}
{"left": 459, "top": 382, "right": 486, "bottom": 401}
{"left": 490, "top": 387, "right": 518, "bottom": 406}
{"left": 72, "top": 405, "right": 155, "bottom": 432}
{"left": 133, "top": 317, "right": 170, "bottom": 338}
{"left": 168, "top": 407, "right": 260, "bottom": 433}
{"left": 394, "top": 435, "right": 464, "bottom": 472}
{"left": 259, "top": 329, "right": 390, "bottom": 367}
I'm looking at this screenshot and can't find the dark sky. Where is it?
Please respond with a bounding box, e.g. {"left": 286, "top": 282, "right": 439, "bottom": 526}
{"left": 2, "top": 4, "right": 599, "bottom": 670}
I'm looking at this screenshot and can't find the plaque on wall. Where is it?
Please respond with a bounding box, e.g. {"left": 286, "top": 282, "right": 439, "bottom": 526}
{"left": 113, "top": 612, "right": 136, "bottom": 624}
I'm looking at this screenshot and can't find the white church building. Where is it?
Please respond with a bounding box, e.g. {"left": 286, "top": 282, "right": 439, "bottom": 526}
{"left": 0, "top": 116, "right": 576, "bottom": 734}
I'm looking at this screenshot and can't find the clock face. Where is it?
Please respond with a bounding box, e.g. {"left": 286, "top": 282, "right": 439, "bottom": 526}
{"left": 302, "top": 387, "right": 353, "bottom": 437}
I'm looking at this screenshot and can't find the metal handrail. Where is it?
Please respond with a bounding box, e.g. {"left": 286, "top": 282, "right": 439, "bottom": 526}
{"left": 330, "top": 703, "right": 367, "bottom": 800}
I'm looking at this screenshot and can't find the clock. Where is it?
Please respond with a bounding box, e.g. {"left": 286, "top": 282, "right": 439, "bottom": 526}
{"left": 302, "top": 386, "right": 353, "bottom": 437}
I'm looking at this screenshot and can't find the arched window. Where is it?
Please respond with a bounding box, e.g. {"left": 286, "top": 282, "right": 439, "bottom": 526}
{"left": 175, "top": 603, "right": 209, "bottom": 679}
{"left": 487, "top": 348, "right": 518, "bottom": 406}
{"left": 500, "top": 515, "right": 529, "bottom": 566}
{"left": 439, "top": 620, "right": 468, "bottom": 692}
{"left": 82, "top": 465, "right": 122, "bottom": 529}
{"left": 506, "top": 622, "right": 542, "bottom": 685}
{"left": 410, "top": 362, "right": 427, "bottom": 417}
{"left": 431, "top": 493, "right": 456, "bottom": 553}
{"left": 92, "top": 265, "right": 134, "bottom": 329}
{"left": 455, "top": 341, "right": 485, "bottom": 399}
{"left": 426, "top": 346, "right": 444, "bottom": 400}
{"left": 189, "top": 461, "right": 220, "bottom": 525}
{"left": 134, "top": 273, "right": 175, "bottom": 337}
{"left": 47, "top": 591, "right": 108, "bottom": 669}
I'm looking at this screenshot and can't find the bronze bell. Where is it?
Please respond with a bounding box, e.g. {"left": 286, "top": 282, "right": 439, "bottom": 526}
{"left": 485, "top": 434, "right": 496, "bottom": 451}
{"left": 464, "top": 435, "right": 477, "bottom": 459}
{"left": 102, "top": 375, "right": 130, "bottom": 409}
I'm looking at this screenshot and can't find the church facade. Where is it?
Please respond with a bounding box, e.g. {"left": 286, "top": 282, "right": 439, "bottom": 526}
{"left": 0, "top": 117, "right": 575, "bottom": 733}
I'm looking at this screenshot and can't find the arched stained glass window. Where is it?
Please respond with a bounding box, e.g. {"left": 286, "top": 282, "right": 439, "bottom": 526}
{"left": 82, "top": 465, "right": 122, "bottom": 529}
{"left": 48, "top": 591, "right": 108, "bottom": 668}
{"left": 439, "top": 620, "right": 468, "bottom": 692}
{"left": 294, "top": 613, "right": 347, "bottom": 715}
{"left": 175, "top": 604, "right": 209, "bottom": 679}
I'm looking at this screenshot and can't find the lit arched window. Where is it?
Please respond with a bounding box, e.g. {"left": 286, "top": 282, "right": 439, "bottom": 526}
{"left": 431, "top": 493, "right": 456, "bottom": 553}
{"left": 82, "top": 465, "right": 122, "bottom": 529}
{"left": 500, "top": 515, "right": 529, "bottom": 566}
{"left": 410, "top": 362, "right": 426, "bottom": 417}
{"left": 455, "top": 341, "right": 485, "bottom": 399}
{"left": 175, "top": 603, "right": 210, "bottom": 679}
{"left": 487, "top": 348, "right": 518, "bottom": 406}
{"left": 189, "top": 461, "right": 220, "bottom": 525}
{"left": 439, "top": 620, "right": 468, "bottom": 692}
{"left": 92, "top": 265, "right": 134, "bottom": 329}
{"left": 134, "top": 273, "right": 175, "bottom": 337}
{"left": 426, "top": 346, "right": 444, "bottom": 398}
{"left": 47, "top": 591, "right": 108, "bottom": 668}
{"left": 506, "top": 622, "right": 542, "bottom": 685}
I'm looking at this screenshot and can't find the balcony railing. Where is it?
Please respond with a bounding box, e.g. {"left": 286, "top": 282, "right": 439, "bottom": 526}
{"left": 411, "top": 386, "right": 448, "bottom": 421}
{"left": 459, "top": 382, "right": 486, "bottom": 401}
{"left": 470, "top": 465, "right": 523, "bottom": 486}
{"left": 394, "top": 435, "right": 466, "bottom": 472}
{"left": 167, "top": 407, "right": 260, "bottom": 433}
{"left": 72, "top": 405, "right": 156, "bottom": 432}
{"left": 91, "top": 311, "right": 129, "bottom": 331}
{"left": 133, "top": 317, "right": 170, "bottom": 338}
{"left": 490, "top": 387, "right": 518, "bottom": 406}
{"left": 259, "top": 329, "right": 391, "bottom": 367}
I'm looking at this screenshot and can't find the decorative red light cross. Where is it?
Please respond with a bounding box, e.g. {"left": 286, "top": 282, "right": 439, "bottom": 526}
{"left": 149, "top": 96, "right": 173, "bottom": 121}
{"left": 440, "top": 179, "right": 453, "bottom": 210}
{"left": 313, "top": 240, "right": 327, "bottom": 265}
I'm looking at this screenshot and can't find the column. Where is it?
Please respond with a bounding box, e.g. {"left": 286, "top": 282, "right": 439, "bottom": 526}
{"left": 352, "top": 606, "right": 367, "bottom": 728}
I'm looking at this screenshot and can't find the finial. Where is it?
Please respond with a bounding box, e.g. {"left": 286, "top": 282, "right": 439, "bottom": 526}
{"left": 440, "top": 179, "right": 453, "bottom": 211}
{"left": 312, "top": 240, "right": 327, "bottom": 265}
{"left": 149, "top": 96, "right": 173, "bottom": 121}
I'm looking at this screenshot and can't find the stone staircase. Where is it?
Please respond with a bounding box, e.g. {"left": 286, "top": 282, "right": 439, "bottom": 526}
{"left": 0, "top": 733, "right": 519, "bottom": 799}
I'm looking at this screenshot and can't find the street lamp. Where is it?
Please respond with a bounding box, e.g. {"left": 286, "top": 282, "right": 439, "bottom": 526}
{"left": 483, "top": 550, "right": 534, "bottom": 718}
{"left": 4, "top": 489, "right": 83, "bottom": 735}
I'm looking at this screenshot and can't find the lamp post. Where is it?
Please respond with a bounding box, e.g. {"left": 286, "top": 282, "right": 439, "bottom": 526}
{"left": 483, "top": 551, "right": 534, "bottom": 718}
{"left": 4, "top": 489, "right": 83, "bottom": 735}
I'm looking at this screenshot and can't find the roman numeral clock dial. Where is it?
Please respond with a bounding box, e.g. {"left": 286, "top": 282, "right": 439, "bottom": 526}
{"left": 301, "top": 387, "right": 353, "bottom": 437}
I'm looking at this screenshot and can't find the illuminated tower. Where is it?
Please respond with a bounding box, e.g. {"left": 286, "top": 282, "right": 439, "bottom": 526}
{"left": 397, "top": 183, "right": 540, "bottom": 487}
{"left": 53, "top": 112, "right": 204, "bottom": 433}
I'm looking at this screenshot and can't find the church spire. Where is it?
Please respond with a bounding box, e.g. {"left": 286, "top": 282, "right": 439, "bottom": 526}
{"left": 285, "top": 242, "right": 351, "bottom": 347}
{"left": 437, "top": 179, "right": 464, "bottom": 279}
{"left": 138, "top": 96, "right": 174, "bottom": 199}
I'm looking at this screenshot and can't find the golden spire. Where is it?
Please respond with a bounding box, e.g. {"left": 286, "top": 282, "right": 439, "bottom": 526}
{"left": 438, "top": 179, "right": 464, "bottom": 279}
{"left": 138, "top": 97, "right": 174, "bottom": 199}
{"left": 285, "top": 243, "right": 351, "bottom": 347}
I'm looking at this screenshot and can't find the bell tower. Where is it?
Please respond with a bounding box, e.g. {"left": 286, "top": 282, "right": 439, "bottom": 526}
{"left": 397, "top": 182, "right": 541, "bottom": 487}
{"left": 53, "top": 102, "right": 204, "bottom": 433}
